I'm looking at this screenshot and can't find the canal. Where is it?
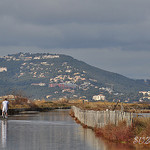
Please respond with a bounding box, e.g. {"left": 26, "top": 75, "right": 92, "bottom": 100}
{"left": 0, "top": 109, "right": 149, "bottom": 150}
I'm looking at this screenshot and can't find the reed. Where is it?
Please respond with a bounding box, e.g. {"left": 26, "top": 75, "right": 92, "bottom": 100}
{"left": 74, "top": 101, "right": 150, "bottom": 113}
{"left": 95, "top": 121, "right": 135, "bottom": 143}
{"left": 133, "top": 117, "right": 150, "bottom": 137}
{"left": 94, "top": 117, "right": 150, "bottom": 145}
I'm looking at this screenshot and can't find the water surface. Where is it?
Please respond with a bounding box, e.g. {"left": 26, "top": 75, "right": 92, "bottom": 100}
{"left": 0, "top": 110, "right": 149, "bottom": 150}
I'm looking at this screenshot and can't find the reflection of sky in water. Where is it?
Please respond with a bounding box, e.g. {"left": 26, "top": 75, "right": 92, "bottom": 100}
{"left": 0, "top": 110, "right": 147, "bottom": 150}
{"left": 1, "top": 111, "right": 98, "bottom": 150}
{"left": 78, "top": 127, "right": 107, "bottom": 150}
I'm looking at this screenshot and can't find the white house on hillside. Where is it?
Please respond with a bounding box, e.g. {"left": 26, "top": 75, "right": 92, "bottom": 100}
{"left": 0, "top": 67, "right": 7, "bottom": 72}
{"left": 93, "top": 94, "right": 106, "bottom": 101}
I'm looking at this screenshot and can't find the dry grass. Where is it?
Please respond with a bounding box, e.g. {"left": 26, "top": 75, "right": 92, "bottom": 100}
{"left": 73, "top": 101, "right": 150, "bottom": 113}
{"left": 94, "top": 117, "right": 150, "bottom": 145}
{"left": 133, "top": 117, "right": 150, "bottom": 137}
{"left": 74, "top": 101, "right": 117, "bottom": 111}
{"left": 95, "top": 121, "right": 135, "bottom": 143}
{"left": 0, "top": 97, "right": 34, "bottom": 109}
{"left": 69, "top": 109, "right": 75, "bottom": 117}
{"left": 0, "top": 97, "right": 71, "bottom": 110}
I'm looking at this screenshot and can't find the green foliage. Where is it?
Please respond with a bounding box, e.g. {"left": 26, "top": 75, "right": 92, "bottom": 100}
{"left": 0, "top": 53, "right": 149, "bottom": 100}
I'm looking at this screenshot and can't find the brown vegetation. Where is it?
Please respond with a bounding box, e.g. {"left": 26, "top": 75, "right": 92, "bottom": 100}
{"left": 70, "top": 102, "right": 150, "bottom": 147}
{"left": 94, "top": 118, "right": 150, "bottom": 146}
{"left": 74, "top": 101, "right": 150, "bottom": 113}
{"left": 94, "top": 121, "right": 135, "bottom": 143}
{"left": 69, "top": 109, "right": 75, "bottom": 117}
{"left": 1, "top": 96, "right": 150, "bottom": 113}
{"left": 0, "top": 96, "right": 72, "bottom": 111}
{"left": 133, "top": 117, "right": 150, "bottom": 137}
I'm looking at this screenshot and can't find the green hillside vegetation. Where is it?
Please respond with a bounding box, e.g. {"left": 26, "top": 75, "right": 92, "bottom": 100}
{"left": 0, "top": 53, "right": 149, "bottom": 101}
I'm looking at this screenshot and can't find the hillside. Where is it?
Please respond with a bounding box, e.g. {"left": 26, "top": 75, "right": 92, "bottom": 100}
{"left": 0, "top": 53, "right": 149, "bottom": 101}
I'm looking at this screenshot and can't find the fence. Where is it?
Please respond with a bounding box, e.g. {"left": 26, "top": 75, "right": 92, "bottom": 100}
{"left": 72, "top": 106, "right": 133, "bottom": 128}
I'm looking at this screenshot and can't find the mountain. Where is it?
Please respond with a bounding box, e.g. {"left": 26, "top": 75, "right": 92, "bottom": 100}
{"left": 0, "top": 52, "right": 149, "bottom": 101}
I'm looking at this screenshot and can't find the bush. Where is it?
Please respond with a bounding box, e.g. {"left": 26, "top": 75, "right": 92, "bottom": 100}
{"left": 95, "top": 121, "right": 135, "bottom": 143}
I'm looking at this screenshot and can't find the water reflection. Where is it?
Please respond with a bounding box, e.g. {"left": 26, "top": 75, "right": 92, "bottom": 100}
{"left": 1, "top": 120, "right": 7, "bottom": 148}
{"left": 78, "top": 127, "right": 107, "bottom": 150}
{"left": 0, "top": 111, "right": 98, "bottom": 150}
{"left": 0, "top": 110, "right": 149, "bottom": 150}
{"left": 78, "top": 122, "right": 150, "bottom": 150}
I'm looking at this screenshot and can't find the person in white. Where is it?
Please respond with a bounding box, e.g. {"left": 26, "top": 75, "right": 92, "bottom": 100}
{"left": 1, "top": 98, "right": 9, "bottom": 118}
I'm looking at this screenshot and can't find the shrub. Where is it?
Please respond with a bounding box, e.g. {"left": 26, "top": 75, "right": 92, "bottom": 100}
{"left": 95, "top": 121, "right": 135, "bottom": 143}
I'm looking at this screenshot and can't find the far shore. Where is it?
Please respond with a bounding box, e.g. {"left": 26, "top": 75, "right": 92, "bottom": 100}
{"left": 1, "top": 98, "right": 150, "bottom": 115}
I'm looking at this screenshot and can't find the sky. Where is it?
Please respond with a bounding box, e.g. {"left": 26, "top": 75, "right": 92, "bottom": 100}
{"left": 0, "top": 0, "right": 150, "bottom": 79}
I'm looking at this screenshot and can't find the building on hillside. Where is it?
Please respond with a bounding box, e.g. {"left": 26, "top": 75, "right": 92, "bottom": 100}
{"left": 65, "top": 70, "right": 72, "bottom": 73}
{"left": 0, "top": 95, "right": 15, "bottom": 100}
{"left": 31, "top": 83, "right": 46, "bottom": 86}
{"left": 93, "top": 94, "right": 106, "bottom": 101}
{"left": 46, "top": 95, "right": 52, "bottom": 99}
{"left": 139, "top": 91, "right": 150, "bottom": 96}
{"left": 143, "top": 97, "right": 150, "bottom": 100}
{"left": 34, "top": 56, "right": 41, "bottom": 59}
{"left": 24, "top": 57, "right": 32, "bottom": 61}
{"left": 62, "top": 89, "right": 75, "bottom": 93}
{"left": 42, "top": 55, "right": 59, "bottom": 59}
{"left": 49, "top": 83, "right": 77, "bottom": 89}
{"left": 0, "top": 67, "right": 7, "bottom": 72}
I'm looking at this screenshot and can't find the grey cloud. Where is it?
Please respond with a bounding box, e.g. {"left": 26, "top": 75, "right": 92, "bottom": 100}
{"left": 1, "top": 0, "right": 150, "bottom": 50}
{"left": 62, "top": 48, "right": 150, "bottom": 79}
{"left": 0, "top": 0, "right": 150, "bottom": 25}
{"left": 1, "top": 19, "right": 150, "bottom": 50}
{"left": 0, "top": 0, "right": 150, "bottom": 79}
